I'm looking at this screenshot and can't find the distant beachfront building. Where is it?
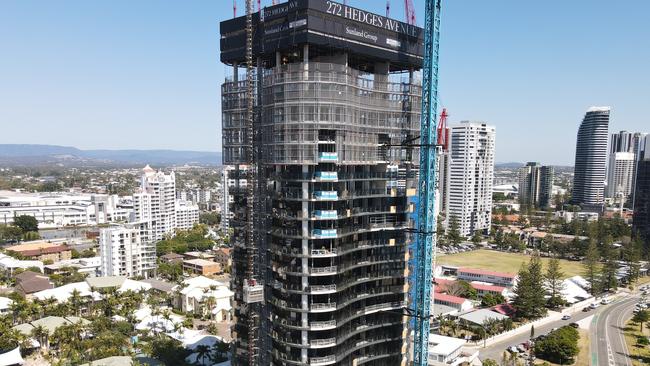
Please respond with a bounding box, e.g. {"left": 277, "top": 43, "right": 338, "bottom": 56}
{"left": 571, "top": 107, "right": 610, "bottom": 212}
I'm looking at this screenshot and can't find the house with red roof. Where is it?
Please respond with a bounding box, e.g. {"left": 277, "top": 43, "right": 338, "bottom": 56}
{"left": 434, "top": 278, "right": 508, "bottom": 298}
{"left": 433, "top": 293, "right": 473, "bottom": 312}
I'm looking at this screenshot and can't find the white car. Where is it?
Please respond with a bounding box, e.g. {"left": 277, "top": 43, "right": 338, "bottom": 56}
{"left": 601, "top": 298, "right": 611, "bottom": 305}
{"left": 562, "top": 315, "right": 571, "bottom": 320}
{"left": 590, "top": 303, "right": 599, "bottom": 309}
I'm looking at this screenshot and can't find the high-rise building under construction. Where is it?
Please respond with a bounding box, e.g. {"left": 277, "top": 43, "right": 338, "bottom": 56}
{"left": 220, "top": 1, "right": 424, "bottom": 365}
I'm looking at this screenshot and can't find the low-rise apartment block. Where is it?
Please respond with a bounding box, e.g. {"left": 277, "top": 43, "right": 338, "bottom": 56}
{"left": 6, "top": 241, "right": 72, "bottom": 263}
{"left": 183, "top": 258, "right": 221, "bottom": 276}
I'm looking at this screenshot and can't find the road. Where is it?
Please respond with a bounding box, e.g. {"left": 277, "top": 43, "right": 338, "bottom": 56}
{"left": 591, "top": 295, "right": 638, "bottom": 366}
{"left": 476, "top": 293, "right": 640, "bottom": 365}
{"left": 478, "top": 305, "right": 596, "bottom": 361}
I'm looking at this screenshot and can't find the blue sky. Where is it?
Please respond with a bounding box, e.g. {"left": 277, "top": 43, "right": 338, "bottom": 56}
{"left": 1, "top": 0, "right": 648, "bottom": 165}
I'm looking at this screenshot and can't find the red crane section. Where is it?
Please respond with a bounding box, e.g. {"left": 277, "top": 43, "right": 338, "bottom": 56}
{"left": 404, "top": 0, "right": 416, "bottom": 25}
{"left": 437, "top": 108, "right": 449, "bottom": 151}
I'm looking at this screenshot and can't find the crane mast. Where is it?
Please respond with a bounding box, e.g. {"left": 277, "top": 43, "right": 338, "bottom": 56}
{"left": 412, "top": 0, "right": 442, "bottom": 365}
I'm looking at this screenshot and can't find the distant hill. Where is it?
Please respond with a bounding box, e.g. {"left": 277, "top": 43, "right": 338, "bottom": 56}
{"left": 0, "top": 144, "right": 221, "bottom": 167}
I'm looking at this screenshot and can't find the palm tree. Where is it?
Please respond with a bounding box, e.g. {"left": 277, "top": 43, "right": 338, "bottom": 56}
{"left": 182, "top": 318, "right": 194, "bottom": 330}
{"left": 210, "top": 341, "right": 229, "bottom": 363}
{"left": 42, "top": 297, "right": 57, "bottom": 316}
{"left": 8, "top": 299, "right": 24, "bottom": 324}
{"left": 204, "top": 295, "right": 216, "bottom": 320}
{"left": 69, "top": 288, "right": 83, "bottom": 316}
{"left": 194, "top": 344, "right": 211, "bottom": 366}
{"left": 31, "top": 324, "right": 48, "bottom": 351}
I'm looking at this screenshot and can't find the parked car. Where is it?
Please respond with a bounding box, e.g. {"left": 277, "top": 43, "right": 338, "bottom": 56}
{"left": 582, "top": 307, "right": 591, "bottom": 312}
{"left": 570, "top": 322, "right": 579, "bottom": 328}
{"left": 601, "top": 298, "right": 611, "bottom": 305}
{"left": 517, "top": 344, "right": 528, "bottom": 353}
{"left": 562, "top": 315, "right": 571, "bottom": 320}
{"left": 590, "top": 303, "right": 600, "bottom": 309}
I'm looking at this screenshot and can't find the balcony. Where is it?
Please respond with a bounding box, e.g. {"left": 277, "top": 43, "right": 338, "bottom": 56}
{"left": 309, "top": 355, "right": 336, "bottom": 366}
{"left": 311, "top": 248, "right": 338, "bottom": 257}
{"left": 318, "top": 152, "right": 338, "bottom": 162}
{"left": 308, "top": 284, "right": 337, "bottom": 294}
{"left": 310, "top": 320, "right": 337, "bottom": 330}
{"left": 310, "top": 302, "right": 337, "bottom": 312}
{"left": 309, "top": 266, "right": 337, "bottom": 276}
{"left": 314, "top": 171, "right": 338, "bottom": 181}
{"left": 313, "top": 229, "right": 337, "bottom": 238}
{"left": 313, "top": 191, "right": 338, "bottom": 201}
{"left": 310, "top": 337, "right": 337, "bottom": 348}
{"left": 313, "top": 210, "right": 337, "bottom": 219}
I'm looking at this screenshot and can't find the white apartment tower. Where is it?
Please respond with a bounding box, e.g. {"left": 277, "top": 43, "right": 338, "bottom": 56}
{"left": 445, "top": 121, "right": 496, "bottom": 237}
{"left": 606, "top": 152, "right": 636, "bottom": 200}
{"left": 134, "top": 165, "right": 178, "bottom": 241}
{"left": 607, "top": 131, "right": 647, "bottom": 202}
{"left": 176, "top": 200, "right": 200, "bottom": 230}
{"left": 99, "top": 224, "right": 156, "bottom": 278}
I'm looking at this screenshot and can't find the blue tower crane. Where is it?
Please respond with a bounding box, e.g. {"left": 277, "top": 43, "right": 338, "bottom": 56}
{"left": 412, "top": 0, "right": 442, "bottom": 365}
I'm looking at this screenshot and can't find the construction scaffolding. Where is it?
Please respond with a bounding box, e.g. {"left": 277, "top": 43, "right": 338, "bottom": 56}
{"left": 221, "top": 1, "right": 427, "bottom": 364}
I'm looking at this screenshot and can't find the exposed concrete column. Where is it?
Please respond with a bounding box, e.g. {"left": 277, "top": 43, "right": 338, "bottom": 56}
{"left": 300, "top": 164, "right": 309, "bottom": 363}
{"left": 276, "top": 51, "right": 281, "bottom": 70}
{"left": 233, "top": 62, "right": 239, "bottom": 83}
{"left": 374, "top": 61, "right": 390, "bottom": 92}
{"left": 303, "top": 44, "right": 309, "bottom": 79}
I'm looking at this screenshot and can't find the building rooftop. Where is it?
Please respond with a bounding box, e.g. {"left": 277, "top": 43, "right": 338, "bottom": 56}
{"left": 459, "top": 267, "right": 516, "bottom": 279}
{"left": 587, "top": 106, "right": 611, "bottom": 112}
{"left": 431, "top": 304, "right": 458, "bottom": 317}
{"left": 492, "top": 303, "right": 516, "bottom": 316}
{"left": 471, "top": 282, "right": 506, "bottom": 293}
{"left": 6, "top": 241, "right": 70, "bottom": 256}
{"left": 86, "top": 276, "right": 127, "bottom": 289}
{"left": 184, "top": 258, "right": 218, "bottom": 267}
{"left": 457, "top": 309, "right": 510, "bottom": 325}
{"left": 220, "top": 0, "right": 424, "bottom": 70}
{"left": 434, "top": 293, "right": 469, "bottom": 305}
{"left": 184, "top": 251, "right": 216, "bottom": 259}
{"left": 141, "top": 278, "right": 176, "bottom": 293}
{"left": 16, "top": 272, "right": 53, "bottom": 294}
{"left": 34, "top": 282, "right": 100, "bottom": 303}
{"left": 428, "top": 334, "right": 466, "bottom": 356}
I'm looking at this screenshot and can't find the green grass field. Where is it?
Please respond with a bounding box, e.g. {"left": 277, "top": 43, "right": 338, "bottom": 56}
{"left": 437, "top": 249, "right": 585, "bottom": 278}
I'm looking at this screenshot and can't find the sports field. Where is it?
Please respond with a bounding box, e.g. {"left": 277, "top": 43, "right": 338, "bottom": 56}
{"left": 437, "top": 249, "right": 585, "bottom": 278}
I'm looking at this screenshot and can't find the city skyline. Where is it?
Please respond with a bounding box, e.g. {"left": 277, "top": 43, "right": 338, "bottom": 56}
{"left": 1, "top": 0, "right": 649, "bottom": 165}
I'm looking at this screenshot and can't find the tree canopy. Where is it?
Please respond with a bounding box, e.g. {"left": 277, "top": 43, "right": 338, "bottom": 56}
{"left": 534, "top": 326, "right": 580, "bottom": 364}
